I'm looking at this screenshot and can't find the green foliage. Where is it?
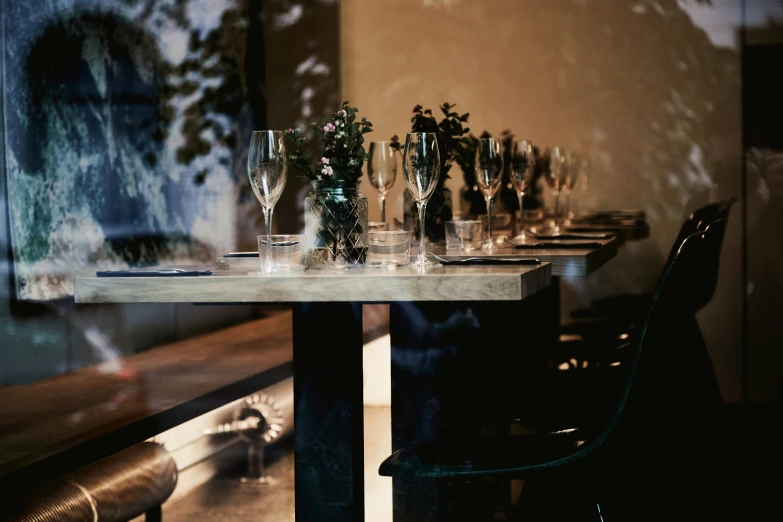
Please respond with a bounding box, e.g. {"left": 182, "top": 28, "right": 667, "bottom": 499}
{"left": 390, "top": 102, "right": 471, "bottom": 185}
{"left": 284, "top": 101, "right": 373, "bottom": 185}
{"left": 456, "top": 130, "right": 545, "bottom": 216}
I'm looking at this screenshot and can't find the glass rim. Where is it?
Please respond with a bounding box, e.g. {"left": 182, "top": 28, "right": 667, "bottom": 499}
{"left": 257, "top": 234, "right": 304, "bottom": 245}
{"left": 405, "top": 132, "right": 437, "bottom": 137}
{"left": 446, "top": 219, "right": 483, "bottom": 224}
{"left": 251, "top": 129, "right": 285, "bottom": 136}
{"left": 368, "top": 230, "right": 411, "bottom": 236}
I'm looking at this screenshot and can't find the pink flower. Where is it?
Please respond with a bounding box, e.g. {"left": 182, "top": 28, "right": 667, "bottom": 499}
{"left": 321, "top": 157, "right": 329, "bottom": 164}
{"left": 287, "top": 128, "right": 295, "bottom": 133}
{"left": 337, "top": 109, "right": 347, "bottom": 117}
{"left": 321, "top": 166, "right": 334, "bottom": 176}
{"left": 323, "top": 122, "right": 336, "bottom": 132}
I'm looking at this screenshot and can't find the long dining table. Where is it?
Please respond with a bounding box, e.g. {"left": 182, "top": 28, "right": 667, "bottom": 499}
{"left": 74, "top": 237, "right": 621, "bottom": 522}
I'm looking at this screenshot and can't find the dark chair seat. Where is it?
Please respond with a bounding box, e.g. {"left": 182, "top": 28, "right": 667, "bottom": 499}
{"left": 380, "top": 427, "right": 593, "bottom": 479}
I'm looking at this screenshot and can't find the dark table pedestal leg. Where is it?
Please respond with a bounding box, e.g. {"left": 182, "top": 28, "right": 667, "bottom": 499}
{"left": 294, "top": 302, "right": 365, "bottom": 522}
{"left": 389, "top": 282, "right": 559, "bottom": 521}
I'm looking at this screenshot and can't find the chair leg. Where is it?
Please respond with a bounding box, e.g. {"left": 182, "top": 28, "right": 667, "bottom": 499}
{"left": 596, "top": 502, "right": 606, "bottom": 522}
{"left": 145, "top": 505, "right": 162, "bottom": 522}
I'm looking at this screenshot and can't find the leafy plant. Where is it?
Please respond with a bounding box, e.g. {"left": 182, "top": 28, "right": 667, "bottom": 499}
{"left": 392, "top": 102, "right": 472, "bottom": 241}
{"left": 456, "top": 130, "right": 545, "bottom": 217}
{"left": 390, "top": 102, "right": 471, "bottom": 184}
{"left": 285, "top": 101, "right": 373, "bottom": 185}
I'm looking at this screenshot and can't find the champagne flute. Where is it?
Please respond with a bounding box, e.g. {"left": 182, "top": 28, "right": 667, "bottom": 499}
{"left": 509, "top": 139, "right": 536, "bottom": 241}
{"left": 248, "top": 130, "right": 287, "bottom": 272}
{"left": 475, "top": 137, "right": 504, "bottom": 250}
{"left": 403, "top": 132, "right": 440, "bottom": 266}
{"left": 544, "top": 146, "right": 568, "bottom": 232}
{"left": 368, "top": 141, "right": 397, "bottom": 223}
{"left": 563, "top": 152, "right": 582, "bottom": 225}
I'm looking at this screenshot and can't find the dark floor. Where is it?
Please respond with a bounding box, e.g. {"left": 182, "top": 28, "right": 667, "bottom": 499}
{"left": 159, "top": 402, "right": 782, "bottom": 521}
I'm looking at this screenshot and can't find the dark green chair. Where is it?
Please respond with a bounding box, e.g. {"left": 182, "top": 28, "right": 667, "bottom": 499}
{"left": 380, "top": 219, "right": 731, "bottom": 520}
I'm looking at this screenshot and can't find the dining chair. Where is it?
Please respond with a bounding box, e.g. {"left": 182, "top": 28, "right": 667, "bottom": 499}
{"left": 555, "top": 197, "right": 736, "bottom": 371}
{"left": 569, "top": 197, "right": 736, "bottom": 328}
{"left": 379, "top": 220, "right": 730, "bottom": 521}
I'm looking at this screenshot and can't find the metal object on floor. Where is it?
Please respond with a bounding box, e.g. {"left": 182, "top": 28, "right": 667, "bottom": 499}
{"left": 4, "top": 442, "right": 177, "bottom": 522}
{"left": 203, "top": 378, "right": 294, "bottom": 485}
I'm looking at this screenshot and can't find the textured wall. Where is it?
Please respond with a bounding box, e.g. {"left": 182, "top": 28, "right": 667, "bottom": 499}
{"left": 341, "top": 0, "right": 744, "bottom": 401}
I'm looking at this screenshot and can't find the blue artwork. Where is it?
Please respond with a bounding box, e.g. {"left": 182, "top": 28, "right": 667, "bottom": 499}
{"left": 2, "top": 0, "right": 262, "bottom": 300}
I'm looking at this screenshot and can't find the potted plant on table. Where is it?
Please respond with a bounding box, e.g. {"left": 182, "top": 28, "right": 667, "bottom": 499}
{"left": 391, "top": 102, "right": 471, "bottom": 242}
{"left": 285, "top": 102, "right": 373, "bottom": 268}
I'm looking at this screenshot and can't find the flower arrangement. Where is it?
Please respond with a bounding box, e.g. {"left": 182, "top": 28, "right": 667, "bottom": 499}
{"left": 285, "top": 101, "right": 373, "bottom": 184}
{"left": 391, "top": 102, "right": 471, "bottom": 241}
{"left": 285, "top": 102, "right": 374, "bottom": 267}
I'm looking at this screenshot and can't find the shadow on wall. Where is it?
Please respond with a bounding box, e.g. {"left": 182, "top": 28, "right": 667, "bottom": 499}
{"left": 340, "top": 0, "right": 744, "bottom": 402}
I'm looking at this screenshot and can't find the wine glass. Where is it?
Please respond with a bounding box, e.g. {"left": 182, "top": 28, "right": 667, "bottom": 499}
{"left": 403, "top": 132, "right": 440, "bottom": 266}
{"left": 368, "top": 141, "right": 397, "bottom": 223}
{"left": 509, "top": 139, "right": 536, "bottom": 241}
{"left": 544, "top": 146, "right": 568, "bottom": 232}
{"left": 474, "top": 137, "right": 504, "bottom": 250}
{"left": 563, "top": 152, "right": 582, "bottom": 225}
{"left": 248, "top": 130, "right": 288, "bottom": 272}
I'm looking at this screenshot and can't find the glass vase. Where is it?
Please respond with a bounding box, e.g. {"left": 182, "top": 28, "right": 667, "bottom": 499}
{"left": 304, "top": 180, "right": 368, "bottom": 268}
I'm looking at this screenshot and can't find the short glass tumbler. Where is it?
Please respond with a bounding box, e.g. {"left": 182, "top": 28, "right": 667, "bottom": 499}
{"left": 368, "top": 221, "right": 390, "bottom": 232}
{"left": 445, "top": 220, "right": 483, "bottom": 251}
{"left": 257, "top": 234, "right": 304, "bottom": 271}
{"left": 367, "top": 231, "right": 411, "bottom": 267}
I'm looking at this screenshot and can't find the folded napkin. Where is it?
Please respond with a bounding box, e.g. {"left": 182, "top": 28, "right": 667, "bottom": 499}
{"left": 513, "top": 242, "right": 603, "bottom": 249}
{"left": 224, "top": 252, "right": 260, "bottom": 258}
{"left": 432, "top": 254, "right": 541, "bottom": 265}
{"left": 96, "top": 268, "right": 212, "bottom": 277}
{"left": 533, "top": 232, "right": 613, "bottom": 240}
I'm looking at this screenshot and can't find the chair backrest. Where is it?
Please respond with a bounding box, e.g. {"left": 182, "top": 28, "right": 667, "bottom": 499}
{"left": 665, "top": 197, "right": 736, "bottom": 266}
{"left": 582, "top": 215, "right": 730, "bottom": 458}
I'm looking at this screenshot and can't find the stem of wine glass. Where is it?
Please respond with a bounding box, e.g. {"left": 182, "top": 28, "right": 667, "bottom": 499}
{"left": 553, "top": 192, "right": 560, "bottom": 232}
{"left": 417, "top": 201, "right": 427, "bottom": 264}
{"left": 263, "top": 206, "right": 274, "bottom": 272}
{"left": 485, "top": 196, "right": 493, "bottom": 249}
{"left": 518, "top": 192, "right": 525, "bottom": 238}
{"left": 246, "top": 440, "right": 265, "bottom": 481}
{"left": 565, "top": 189, "right": 572, "bottom": 221}
{"left": 380, "top": 195, "right": 386, "bottom": 223}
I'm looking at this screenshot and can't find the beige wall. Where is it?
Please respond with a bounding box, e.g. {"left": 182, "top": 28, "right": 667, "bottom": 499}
{"left": 341, "top": 0, "right": 744, "bottom": 402}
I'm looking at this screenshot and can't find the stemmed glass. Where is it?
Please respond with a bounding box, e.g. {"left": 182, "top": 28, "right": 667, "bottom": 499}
{"left": 248, "top": 130, "right": 288, "bottom": 272}
{"left": 368, "top": 141, "right": 397, "bottom": 223}
{"left": 544, "top": 146, "right": 568, "bottom": 232}
{"left": 475, "top": 137, "right": 504, "bottom": 250}
{"left": 402, "top": 132, "right": 440, "bottom": 266}
{"left": 509, "top": 140, "right": 536, "bottom": 241}
{"left": 563, "top": 152, "right": 582, "bottom": 225}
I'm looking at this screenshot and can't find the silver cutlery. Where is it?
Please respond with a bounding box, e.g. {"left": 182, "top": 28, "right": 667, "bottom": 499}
{"left": 430, "top": 253, "right": 540, "bottom": 265}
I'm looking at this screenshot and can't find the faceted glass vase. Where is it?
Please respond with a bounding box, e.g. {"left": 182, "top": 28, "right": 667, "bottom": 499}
{"left": 304, "top": 180, "right": 368, "bottom": 269}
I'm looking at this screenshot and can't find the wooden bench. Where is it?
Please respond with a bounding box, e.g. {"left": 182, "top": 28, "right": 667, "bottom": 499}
{"left": 0, "top": 304, "right": 390, "bottom": 491}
